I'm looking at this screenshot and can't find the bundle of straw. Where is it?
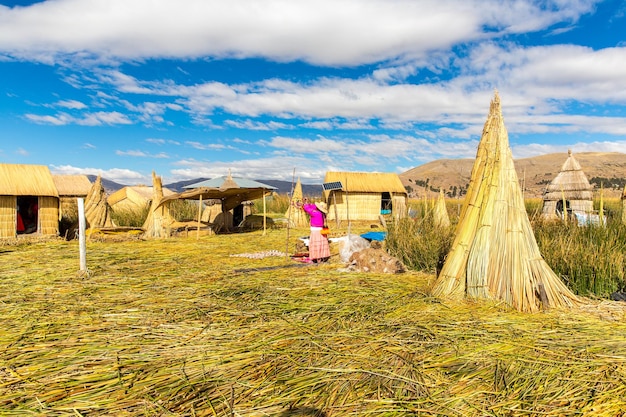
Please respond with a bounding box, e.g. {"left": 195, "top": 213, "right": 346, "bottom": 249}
{"left": 431, "top": 91, "right": 580, "bottom": 312}
{"left": 142, "top": 171, "right": 175, "bottom": 238}
{"left": 84, "top": 175, "right": 113, "bottom": 228}
{"left": 433, "top": 189, "right": 451, "bottom": 228}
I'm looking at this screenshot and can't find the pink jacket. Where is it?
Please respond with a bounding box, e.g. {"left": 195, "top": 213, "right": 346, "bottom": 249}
{"left": 302, "top": 203, "right": 326, "bottom": 227}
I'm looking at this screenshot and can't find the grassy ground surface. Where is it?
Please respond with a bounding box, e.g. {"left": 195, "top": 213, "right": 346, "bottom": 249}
{"left": 1, "top": 228, "right": 625, "bottom": 416}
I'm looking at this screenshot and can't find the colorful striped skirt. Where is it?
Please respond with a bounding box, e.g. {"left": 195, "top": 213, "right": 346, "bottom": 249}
{"left": 309, "top": 227, "right": 330, "bottom": 261}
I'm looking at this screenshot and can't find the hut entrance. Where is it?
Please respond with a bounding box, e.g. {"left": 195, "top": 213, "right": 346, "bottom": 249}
{"left": 555, "top": 199, "right": 571, "bottom": 219}
{"left": 233, "top": 204, "right": 244, "bottom": 227}
{"left": 381, "top": 192, "right": 392, "bottom": 214}
{"left": 17, "top": 196, "right": 39, "bottom": 234}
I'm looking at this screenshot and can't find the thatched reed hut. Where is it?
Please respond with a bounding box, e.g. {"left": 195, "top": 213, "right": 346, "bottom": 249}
{"left": 541, "top": 150, "right": 594, "bottom": 220}
{"left": 108, "top": 185, "right": 176, "bottom": 213}
{"left": 431, "top": 92, "right": 579, "bottom": 312}
{"left": 0, "top": 163, "right": 59, "bottom": 238}
{"left": 322, "top": 172, "right": 407, "bottom": 223}
{"left": 52, "top": 175, "right": 92, "bottom": 221}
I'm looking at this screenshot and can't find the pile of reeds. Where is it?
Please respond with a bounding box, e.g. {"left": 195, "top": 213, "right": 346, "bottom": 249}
{"left": 432, "top": 92, "right": 580, "bottom": 312}
{"left": 1, "top": 228, "right": 625, "bottom": 416}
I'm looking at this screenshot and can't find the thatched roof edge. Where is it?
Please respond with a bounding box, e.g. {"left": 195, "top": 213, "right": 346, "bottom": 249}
{"left": 52, "top": 175, "right": 92, "bottom": 196}
{"left": 0, "top": 163, "right": 59, "bottom": 197}
{"left": 322, "top": 172, "right": 407, "bottom": 196}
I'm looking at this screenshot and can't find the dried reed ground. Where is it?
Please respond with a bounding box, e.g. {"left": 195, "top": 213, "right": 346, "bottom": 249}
{"left": 1, "top": 229, "right": 625, "bottom": 416}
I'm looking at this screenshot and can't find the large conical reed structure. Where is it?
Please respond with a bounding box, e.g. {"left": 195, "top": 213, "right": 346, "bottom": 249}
{"left": 84, "top": 175, "right": 113, "bottom": 228}
{"left": 285, "top": 177, "right": 308, "bottom": 227}
{"left": 431, "top": 92, "right": 579, "bottom": 312}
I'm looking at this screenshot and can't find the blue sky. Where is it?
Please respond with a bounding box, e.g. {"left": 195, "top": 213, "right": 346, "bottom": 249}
{"left": 1, "top": 0, "right": 625, "bottom": 185}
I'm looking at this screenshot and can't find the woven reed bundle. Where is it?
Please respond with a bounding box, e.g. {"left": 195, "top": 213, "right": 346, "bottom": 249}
{"left": 285, "top": 177, "right": 308, "bottom": 227}
{"left": 433, "top": 189, "right": 451, "bottom": 228}
{"left": 142, "top": 171, "right": 176, "bottom": 238}
{"left": 432, "top": 92, "right": 580, "bottom": 312}
{"left": 84, "top": 176, "right": 113, "bottom": 228}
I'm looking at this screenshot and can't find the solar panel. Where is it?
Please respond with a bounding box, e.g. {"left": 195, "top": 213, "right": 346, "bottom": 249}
{"left": 322, "top": 181, "right": 343, "bottom": 191}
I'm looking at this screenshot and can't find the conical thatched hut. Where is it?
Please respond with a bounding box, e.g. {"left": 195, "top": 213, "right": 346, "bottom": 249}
{"left": 322, "top": 172, "right": 407, "bottom": 223}
{"left": 431, "top": 92, "right": 579, "bottom": 312}
{"left": 142, "top": 172, "right": 176, "bottom": 238}
{"left": 433, "top": 189, "right": 451, "bottom": 228}
{"left": 285, "top": 177, "right": 308, "bottom": 228}
{"left": 541, "top": 150, "right": 594, "bottom": 220}
{"left": 0, "top": 163, "right": 59, "bottom": 238}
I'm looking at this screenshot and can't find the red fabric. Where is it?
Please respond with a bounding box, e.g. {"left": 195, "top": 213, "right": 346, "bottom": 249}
{"left": 17, "top": 212, "right": 25, "bottom": 232}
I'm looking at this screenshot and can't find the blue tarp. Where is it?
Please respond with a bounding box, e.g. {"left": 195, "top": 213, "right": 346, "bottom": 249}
{"left": 360, "top": 231, "right": 387, "bottom": 241}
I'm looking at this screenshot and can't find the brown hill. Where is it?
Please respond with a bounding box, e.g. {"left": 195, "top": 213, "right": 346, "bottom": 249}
{"left": 400, "top": 152, "right": 626, "bottom": 199}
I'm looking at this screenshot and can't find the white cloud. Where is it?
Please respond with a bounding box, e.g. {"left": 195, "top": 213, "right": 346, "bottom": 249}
{"left": 50, "top": 164, "right": 148, "bottom": 184}
{"left": 0, "top": 0, "right": 597, "bottom": 66}
{"left": 116, "top": 150, "right": 170, "bottom": 158}
{"left": 25, "top": 111, "right": 132, "bottom": 126}
{"left": 55, "top": 99, "right": 87, "bottom": 109}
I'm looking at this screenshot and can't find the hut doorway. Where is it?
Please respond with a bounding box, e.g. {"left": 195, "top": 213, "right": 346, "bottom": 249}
{"left": 555, "top": 199, "right": 570, "bottom": 219}
{"left": 17, "top": 196, "right": 39, "bottom": 234}
{"left": 233, "top": 204, "right": 244, "bottom": 227}
{"left": 381, "top": 192, "right": 392, "bottom": 214}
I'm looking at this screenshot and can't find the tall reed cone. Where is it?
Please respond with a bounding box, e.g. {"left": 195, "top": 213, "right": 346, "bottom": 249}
{"left": 143, "top": 171, "right": 176, "bottom": 238}
{"left": 433, "top": 189, "right": 451, "bottom": 228}
{"left": 84, "top": 175, "right": 113, "bottom": 228}
{"left": 285, "top": 177, "right": 308, "bottom": 227}
{"left": 431, "top": 91, "right": 580, "bottom": 312}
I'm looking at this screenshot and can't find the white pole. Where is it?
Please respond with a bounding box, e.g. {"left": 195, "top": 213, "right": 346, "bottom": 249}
{"left": 263, "top": 191, "right": 267, "bottom": 236}
{"left": 77, "top": 198, "right": 87, "bottom": 273}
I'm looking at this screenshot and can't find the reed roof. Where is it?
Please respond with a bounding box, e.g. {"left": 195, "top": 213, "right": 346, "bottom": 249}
{"left": 543, "top": 150, "right": 593, "bottom": 201}
{"left": 322, "top": 172, "right": 407, "bottom": 198}
{"left": 52, "top": 175, "right": 92, "bottom": 196}
{"left": 107, "top": 186, "right": 176, "bottom": 206}
{"left": 0, "top": 163, "right": 58, "bottom": 197}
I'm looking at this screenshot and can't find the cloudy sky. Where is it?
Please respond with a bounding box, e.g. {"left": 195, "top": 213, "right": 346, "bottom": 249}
{"left": 1, "top": 0, "right": 625, "bottom": 185}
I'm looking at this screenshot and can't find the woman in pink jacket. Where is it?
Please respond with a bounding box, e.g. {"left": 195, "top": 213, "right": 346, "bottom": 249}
{"left": 297, "top": 197, "right": 330, "bottom": 263}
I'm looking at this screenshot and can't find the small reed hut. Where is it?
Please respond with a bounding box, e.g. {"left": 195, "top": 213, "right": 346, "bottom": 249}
{"left": 431, "top": 92, "right": 579, "bottom": 312}
{"left": 52, "top": 175, "right": 92, "bottom": 221}
{"left": 541, "top": 150, "right": 594, "bottom": 220}
{"left": 108, "top": 185, "right": 176, "bottom": 213}
{"left": 0, "top": 163, "right": 59, "bottom": 238}
{"left": 322, "top": 172, "right": 407, "bottom": 224}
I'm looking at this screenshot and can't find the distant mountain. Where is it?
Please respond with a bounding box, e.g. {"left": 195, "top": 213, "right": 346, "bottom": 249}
{"left": 399, "top": 152, "right": 626, "bottom": 199}
{"left": 165, "top": 178, "right": 210, "bottom": 192}
{"left": 86, "top": 175, "right": 126, "bottom": 195}
{"left": 256, "top": 180, "right": 323, "bottom": 196}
